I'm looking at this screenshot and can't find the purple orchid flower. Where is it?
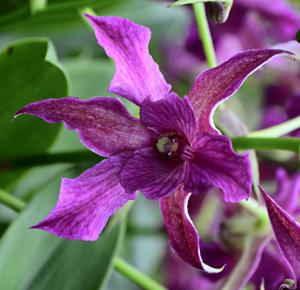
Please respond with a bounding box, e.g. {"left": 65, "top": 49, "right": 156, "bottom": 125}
{"left": 16, "top": 15, "right": 290, "bottom": 271}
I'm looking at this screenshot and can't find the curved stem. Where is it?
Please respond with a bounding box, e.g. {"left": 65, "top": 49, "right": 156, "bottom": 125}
{"left": 0, "top": 151, "right": 101, "bottom": 170}
{"left": 193, "top": 2, "right": 217, "bottom": 68}
{"left": 232, "top": 137, "right": 300, "bottom": 153}
{"left": 114, "top": 257, "right": 167, "bottom": 290}
{"left": 0, "top": 189, "right": 26, "bottom": 212}
{"left": 249, "top": 116, "right": 300, "bottom": 137}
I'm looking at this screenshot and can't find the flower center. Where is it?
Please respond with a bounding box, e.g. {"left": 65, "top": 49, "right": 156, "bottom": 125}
{"left": 156, "top": 134, "right": 193, "bottom": 161}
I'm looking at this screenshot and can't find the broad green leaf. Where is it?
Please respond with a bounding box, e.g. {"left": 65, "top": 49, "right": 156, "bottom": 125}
{"left": 0, "top": 38, "right": 68, "bottom": 185}
{"left": 63, "top": 58, "right": 114, "bottom": 99}
{"left": 0, "top": 173, "right": 126, "bottom": 290}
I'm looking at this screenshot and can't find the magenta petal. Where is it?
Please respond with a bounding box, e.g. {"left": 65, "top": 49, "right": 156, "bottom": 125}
{"left": 16, "top": 97, "right": 154, "bottom": 157}
{"left": 85, "top": 15, "right": 171, "bottom": 105}
{"left": 140, "top": 93, "right": 198, "bottom": 143}
{"left": 120, "top": 148, "right": 186, "bottom": 199}
{"left": 188, "top": 49, "right": 292, "bottom": 133}
{"left": 160, "top": 185, "right": 224, "bottom": 272}
{"left": 260, "top": 187, "right": 300, "bottom": 285}
{"left": 32, "top": 153, "right": 136, "bottom": 240}
{"left": 187, "top": 133, "right": 251, "bottom": 202}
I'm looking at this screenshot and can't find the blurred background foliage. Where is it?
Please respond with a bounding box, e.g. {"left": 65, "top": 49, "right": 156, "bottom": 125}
{"left": 0, "top": 0, "right": 294, "bottom": 289}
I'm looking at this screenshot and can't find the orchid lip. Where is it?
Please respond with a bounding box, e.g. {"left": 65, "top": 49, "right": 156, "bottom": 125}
{"left": 181, "top": 145, "right": 194, "bottom": 160}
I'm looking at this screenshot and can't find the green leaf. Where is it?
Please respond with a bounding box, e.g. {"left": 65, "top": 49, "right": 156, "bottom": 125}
{"left": 0, "top": 174, "right": 126, "bottom": 290}
{"left": 0, "top": 0, "right": 123, "bottom": 32}
{"left": 0, "top": 38, "right": 68, "bottom": 185}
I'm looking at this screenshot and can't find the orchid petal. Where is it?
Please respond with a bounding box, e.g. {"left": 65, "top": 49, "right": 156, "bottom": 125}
{"left": 187, "top": 133, "right": 251, "bottom": 202}
{"left": 260, "top": 187, "right": 300, "bottom": 285}
{"left": 188, "top": 49, "right": 292, "bottom": 133}
{"left": 140, "top": 93, "right": 198, "bottom": 143}
{"left": 31, "top": 153, "right": 136, "bottom": 240}
{"left": 160, "top": 184, "right": 225, "bottom": 272}
{"left": 120, "top": 148, "right": 186, "bottom": 199}
{"left": 85, "top": 15, "right": 171, "bottom": 105}
{"left": 16, "top": 97, "right": 154, "bottom": 157}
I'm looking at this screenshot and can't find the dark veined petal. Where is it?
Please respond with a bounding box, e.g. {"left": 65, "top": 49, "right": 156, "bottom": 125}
{"left": 260, "top": 187, "right": 300, "bottom": 286}
{"left": 85, "top": 15, "right": 171, "bottom": 105}
{"left": 16, "top": 97, "right": 154, "bottom": 157}
{"left": 187, "top": 133, "right": 251, "bottom": 202}
{"left": 31, "top": 153, "right": 136, "bottom": 241}
{"left": 160, "top": 184, "right": 225, "bottom": 272}
{"left": 120, "top": 148, "right": 186, "bottom": 199}
{"left": 140, "top": 93, "right": 198, "bottom": 143}
{"left": 188, "top": 49, "right": 292, "bottom": 133}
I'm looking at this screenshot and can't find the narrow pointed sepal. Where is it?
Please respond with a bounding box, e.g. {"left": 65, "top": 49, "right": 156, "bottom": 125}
{"left": 260, "top": 187, "right": 300, "bottom": 288}
{"left": 160, "top": 184, "right": 225, "bottom": 272}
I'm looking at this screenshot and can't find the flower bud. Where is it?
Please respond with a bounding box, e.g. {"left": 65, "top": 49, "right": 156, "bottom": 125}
{"left": 206, "top": 0, "right": 233, "bottom": 24}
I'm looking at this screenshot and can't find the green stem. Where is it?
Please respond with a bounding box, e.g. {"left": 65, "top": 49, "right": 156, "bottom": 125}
{"left": 232, "top": 137, "right": 300, "bottom": 153}
{"left": 249, "top": 150, "right": 261, "bottom": 199}
{"left": 249, "top": 116, "right": 300, "bottom": 137}
{"left": 0, "top": 151, "right": 101, "bottom": 170}
{"left": 114, "top": 257, "right": 167, "bottom": 290}
{"left": 193, "top": 2, "right": 217, "bottom": 68}
{"left": 0, "top": 189, "right": 26, "bottom": 212}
